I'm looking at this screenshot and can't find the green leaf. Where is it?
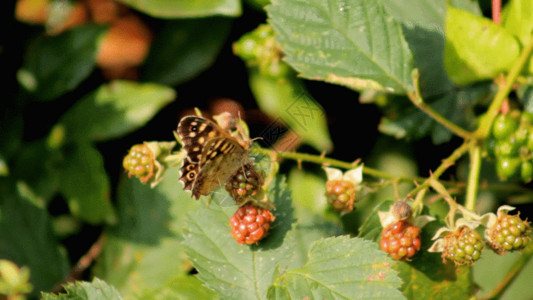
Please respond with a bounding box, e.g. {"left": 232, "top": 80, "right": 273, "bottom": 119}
{"left": 502, "top": 0, "right": 533, "bottom": 47}
{"left": 17, "top": 25, "right": 107, "bottom": 101}
{"left": 267, "top": 0, "right": 414, "bottom": 94}
{"left": 502, "top": 0, "right": 533, "bottom": 74}
{"left": 116, "top": 0, "right": 241, "bottom": 18}
{"left": 287, "top": 167, "right": 327, "bottom": 216}
{"left": 249, "top": 69, "right": 333, "bottom": 152}
{"left": 41, "top": 278, "right": 123, "bottom": 300}
{"left": 444, "top": 5, "right": 520, "bottom": 85}
{"left": 93, "top": 167, "right": 199, "bottom": 298}
{"left": 142, "top": 18, "right": 233, "bottom": 85}
{"left": 182, "top": 177, "right": 296, "bottom": 300}
{"left": 56, "top": 80, "right": 175, "bottom": 143}
{"left": 135, "top": 275, "right": 219, "bottom": 299}
{"left": 473, "top": 249, "right": 533, "bottom": 300}
{"left": 381, "top": 0, "right": 455, "bottom": 97}
{"left": 358, "top": 200, "right": 393, "bottom": 241}
{"left": 0, "top": 182, "right": 69, "bottom": 297}
{"left": 268, "top": 236, "right": 405, "bottom": 300}
{"left": 55, "top": 143, "right": 115, "bottom": 224}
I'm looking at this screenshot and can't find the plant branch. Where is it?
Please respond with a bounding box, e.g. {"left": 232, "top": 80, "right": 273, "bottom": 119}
{"left": 407, "top": 70, "right": 472, "bottom": 139}
{"left": 482, "top": 244, "right": 533, "bottom": 299}
{"left": 465, "top": 144, "right": 482, "bottom": 211}
{"left": 407, "top": 140, "right": 474, "bottom": 197}
{"left": 477, "top": 34, "right": 533, "bottom": 138}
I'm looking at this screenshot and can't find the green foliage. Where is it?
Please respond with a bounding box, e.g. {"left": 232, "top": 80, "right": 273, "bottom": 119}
{"left": 5, "top": 0, "right": 533, "bottom": 299}
{"left": 116, "top": 0, "right": 241, "bottom": 18}
{"left": 41, "top": 278, "right": 122, "bottom": 300}
{"left": 444, "top": 5, "right": 521, "bottom": 86}
{"left": 267, "top": 0, "right": 414, "bottom": 94}
{"left": 17, "top": 25, "right": 107, "bottom": 101}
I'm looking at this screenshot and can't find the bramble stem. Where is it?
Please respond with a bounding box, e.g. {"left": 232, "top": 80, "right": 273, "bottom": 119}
{"left": 476, "top": 35, "right": 533, "bottom": 138}
{"left": 465, "top": 144, "right": 482, "bottom": 211}
{"left": 407, "top": 140, "right": 473, "bottom": 197}
{"left": 482, "top": 244, "right": 533, "bottom": 299}
{"left": 251, "top": 147, "right": 423, "bottom": 183}
{"left": 407, "top": 70, "right": 472, "bottom": 139}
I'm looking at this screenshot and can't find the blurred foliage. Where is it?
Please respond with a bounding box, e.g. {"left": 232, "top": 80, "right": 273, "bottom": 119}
{"left": 2, "top": 0, "right": 533, "bottom": 299}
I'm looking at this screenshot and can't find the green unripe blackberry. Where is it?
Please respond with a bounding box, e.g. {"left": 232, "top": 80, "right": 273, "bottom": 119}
{"left": 487, "top": 213, "right": 531, "bottom": 255}
{"left": 123, "top": 144, "right": 155, "bottom": 183}
{"left": 492, "top": 114, "right": 518, "bottom": 140}
{"left": 521, "top": 161, "right": 533, "bottom": 182}
{"left": 442, "top": 226, "right": 483, "bottom": 265}
{"left": 496, "top": 157, "right": 521, "bottom": 180}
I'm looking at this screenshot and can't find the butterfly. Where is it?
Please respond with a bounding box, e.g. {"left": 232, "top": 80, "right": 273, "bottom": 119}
{"left": 177, "top": 115, "right": 249, "bottom": 199}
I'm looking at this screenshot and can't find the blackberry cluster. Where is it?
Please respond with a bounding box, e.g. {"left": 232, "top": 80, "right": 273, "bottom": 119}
{"left": 122, "top": 144, "right": 154, "bottom": 183}
{"left": 225, "top": 163, "right": 263, "bottom": 204}
{"left": 485, "top": 111, "right": 533, "bottom": 181}
{"left": 487, "top": 213, "right": 531, "bottom": 254}
{"left": 325, "top": 180, "right": 356, "bottom": 213}
{"left": 380, "top": 221, "right": 421, "bottom": 260}
{"left": 230, "top": 203, "right": 275, "bottom": 244}
{"left": 442, "top": 226, "right": 484, "bottom": 265}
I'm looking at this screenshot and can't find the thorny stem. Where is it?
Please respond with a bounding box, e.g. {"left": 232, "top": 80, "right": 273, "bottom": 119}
{"left": 407, "top": 70, "right": 473, "bottom": 140}
{"left": 251, "top": 147, "right": 424, "bottom": 183}
{"left": 465, "top": 144, "right": 482, "bottom": 211}
{"left": 407, "top": 140, "right": 473, "bottom": 197}
{"left": 482, "top": 244, "right": 533, "bottom": 300}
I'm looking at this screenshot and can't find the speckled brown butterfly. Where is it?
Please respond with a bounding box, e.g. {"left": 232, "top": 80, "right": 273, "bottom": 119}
{"left": 177, "top": 115, "right": 249, "bottom": 199}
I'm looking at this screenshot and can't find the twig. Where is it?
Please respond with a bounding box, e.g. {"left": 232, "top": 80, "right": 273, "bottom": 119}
{"left": 51, "top": 233, "right": 107, "bottom": 293}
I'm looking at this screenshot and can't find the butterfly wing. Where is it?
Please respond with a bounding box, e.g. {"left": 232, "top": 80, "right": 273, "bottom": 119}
{"left": 177, "top": 116, "right": 224, "bottom": 191}
{"left": 191, "top": 137, "right": 248, "bottom": 199}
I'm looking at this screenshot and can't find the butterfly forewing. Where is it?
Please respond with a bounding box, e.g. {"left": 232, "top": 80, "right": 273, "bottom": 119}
{"left": 177, "top": 115, "right": 248, "bottom": 199}
{"left": 192, "top": 137, "right": 247, "bottom": 198}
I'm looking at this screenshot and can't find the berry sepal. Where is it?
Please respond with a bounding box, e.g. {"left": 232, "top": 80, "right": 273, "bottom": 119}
{"left": 428, "top": 218, "right": 484, "bottom": 265}
{"left": 481, "top": 205, "right": 531, "bottom": 255}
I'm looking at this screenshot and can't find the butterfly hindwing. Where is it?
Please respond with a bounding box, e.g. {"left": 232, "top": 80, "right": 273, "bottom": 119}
{"left": 177, "top": 115, "right": 248, "bottom": 199}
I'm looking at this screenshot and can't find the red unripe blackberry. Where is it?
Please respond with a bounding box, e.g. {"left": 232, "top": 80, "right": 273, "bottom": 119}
{"left": 325, "top": 180, "right": 356, "bottom": 213}
{"left": 123, "top": 144, "right": 154, "bottom": 183}
{"left": 225, "top": 163, "right": 263, "bottom": 204}
{"left": 380, "top": 221, "right": 421, "bottom": 260}
{"left": 230, "top": 203, "right": 275, "bottom": 244}
{"left": 442, "top": 226, "right": 483, "bottom": 265}
{"left": 487, "top": 213, "right": 531, "bottom": 254}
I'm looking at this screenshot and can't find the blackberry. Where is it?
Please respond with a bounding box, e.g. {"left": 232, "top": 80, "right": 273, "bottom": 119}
{"left": 123, "top": 143, "right": 154, "bottom": 183}
{"left": 225, "top": 163, "right": 263, "bottom": 204}
{"left": 442, "top": 226, "right": 483, "bottom": 265}
{"left": 487, "top": 213, "right": 531, "bottom": 254}
{"left": 325, "top": 180, "right": 356, "bottom": 213}
{"left": 380, "top": 221, "right": 421, "bottom": 260}
{"left": 229, "top": 203, "right": 275, "bottom": 244}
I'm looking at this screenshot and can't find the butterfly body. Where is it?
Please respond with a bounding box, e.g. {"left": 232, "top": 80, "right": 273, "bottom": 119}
{"left": 177, "top": 116, "right": 248, "bottom": 199}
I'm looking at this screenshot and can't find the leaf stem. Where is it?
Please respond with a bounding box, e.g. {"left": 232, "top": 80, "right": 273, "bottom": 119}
{"left": 407, "top": 70, "right": 472, "bottom": 139}
{"left": 251, "top": 147, "right": 420, "bottom": 182}
{"left": 407, "top": 140, "right": 473, "bottom": 197}
{"left": 476, "top": 34, "right": 533, "bottom": 138}
{"left": 465, "top": 144, "right": 482, "bottom": 211}
{"left": 482, "top": 244, "right": 533, "bottom": 299}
